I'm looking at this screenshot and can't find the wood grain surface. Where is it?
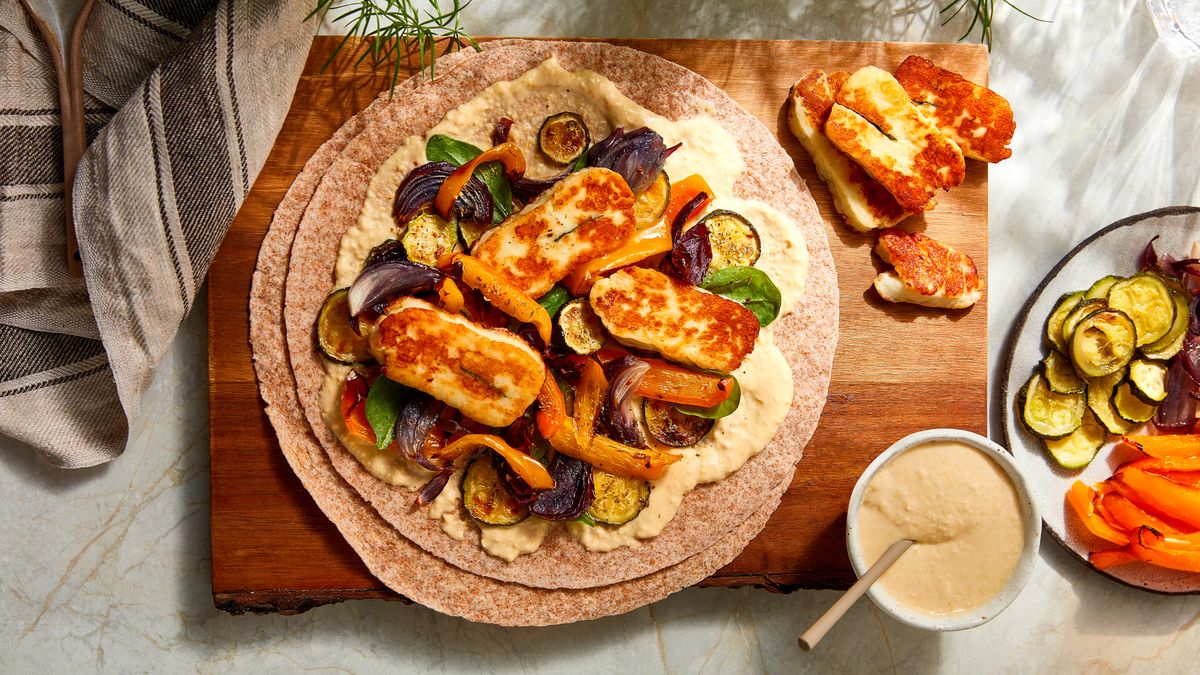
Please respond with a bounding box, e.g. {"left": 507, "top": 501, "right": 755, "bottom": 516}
{"left": 209, "top": 37, "right": 988, "bottom": 613}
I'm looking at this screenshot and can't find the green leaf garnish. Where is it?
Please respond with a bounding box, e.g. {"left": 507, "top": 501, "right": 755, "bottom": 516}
{"left": 365, "top": 376, "right": 408, "bottom": 449}
{"left": 426, "top": 134, "right": 513, "bottom": 223}
{"left": 675, "top": 377, "right": 741, "bottom": 419}
{"left": 701, "top": 266, "right": 782, "bottom": 327}
{"left": 572, "top": 512, "right": 597, "bottom": 527}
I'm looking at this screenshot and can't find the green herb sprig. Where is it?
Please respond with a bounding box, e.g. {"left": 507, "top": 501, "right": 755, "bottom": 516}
{"left": 940, "top": 0, "right": 1050, "bottom": 50}
{"left": 309, "top": 0, "right": 480, "bottom": 89}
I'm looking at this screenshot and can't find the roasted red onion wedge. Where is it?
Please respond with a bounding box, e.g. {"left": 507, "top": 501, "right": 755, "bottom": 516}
{"left": 392, "top": 161, "right": 492, "bottom": 226}
{"left": 1154, "top": 358, "right": 1198, "bottom": 431}
{"left": 530, "top": 454, "right": 595, "bottom": 521}
{"left": 395, "top": 393, "right": 444, "bottom": 471}
{"left": 602, "top": 355, "right": 650, "bottom": 447}
{"left": 662, "top": 223, "right": 712, "bottom": 286}
{"left": 588, "top": 127, "right": 680, "bottom": 193}
{"left": 416, "top": 469, "right": 453, "bottom": 506}
{"left": 347, "top": 260, "right": 443, "bottom": 316}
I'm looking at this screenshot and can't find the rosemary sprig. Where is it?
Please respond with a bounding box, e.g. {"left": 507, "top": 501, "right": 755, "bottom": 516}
{"left": 308, "top": 0, "right": 480, "bottom": 89}
{"left": 940, "top": 0, "right": 1050, "bottom": 50}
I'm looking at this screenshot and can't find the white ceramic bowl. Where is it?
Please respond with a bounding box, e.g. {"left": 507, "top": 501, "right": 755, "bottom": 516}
{"left": 845, "top": 428, "right": 1042, "bottom": 631}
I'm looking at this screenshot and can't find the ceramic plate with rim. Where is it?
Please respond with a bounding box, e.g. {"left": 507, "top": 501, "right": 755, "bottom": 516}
{"left": 1000, "top": 206, "right": 1200, "bottom": 594}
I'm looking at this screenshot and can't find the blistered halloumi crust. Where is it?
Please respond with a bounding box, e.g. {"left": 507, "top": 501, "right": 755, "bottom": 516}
{"left": 873, "top": 227, "right": 981, "bottom": 309}
{"left": 894, "top": 55, "right": 1014, "bottom": 164}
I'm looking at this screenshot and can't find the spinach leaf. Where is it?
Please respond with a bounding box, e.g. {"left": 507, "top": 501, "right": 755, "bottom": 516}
{"left": 572, "top": 512, "right": 597, "bottom": 527}
{"left": 675, "top": 377, "right": 741, "bottom": 420}
{"left": 536, "top": 285, "right": 573, "bottom": 318}
{"left": 701, "top": 266, "right": 782, "bottom": 327}
{"left": 570, "top": 145, "right": 590, "bottom": 172}
{"left": 365, "top": 376, "right": 408, "bottom": 449}
{"left": 426, "top": 134, "right": 513, "bottom": 223}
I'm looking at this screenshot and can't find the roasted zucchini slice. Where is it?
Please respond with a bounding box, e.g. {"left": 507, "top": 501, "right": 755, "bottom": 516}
{"left": 1061, "top": 298, "right": 1108, "bottom": 347}
{"left": 1085, "top": 275, "right": 1124, "bottom": 300}
{"left": 1112, "top": 381, "right": 1157, "bottom": 424}
{"left": 1128, "top": 358, "right": 1169, "bottom": 404}
{"left": 698, "top": 210, "right": 762, "bottom": 271}
{"left": 1139, "top": 289, "right": 1189, "bottom": 359}
{"left": 462, "top": 456, "right": 529, "bottom": 526}
{"left": 460, "top": 219, "right": 494, "bottom": 250}
{"left": 587, "top": 469, "right": 650, "bottom": 525}
{"left": 402, "top": 211, "right": 458, "bottom": 266}
{"left": 558, "top": 298, "right": 606, "bottom": 355}
{"left": 316, "top": 288, "right": 373, "bottom": 364}
{"left": 1046, "top": 291, "right": 1085, "bottom": 353}
{"left": 1042, "top": 350, "right": 1085, "bottom": 394}
{"left": 1085, "top": 370, "right": 1134, "bottom": 435}
{"left": 537, "top": 112, "right": 590, "bottom": 164}
{"left": 1070, "top": 309, "right": 1137, "bottom": 378}
{"left": 1106, "top": 274, "right": 1175, "bottom": 347}
{"left": 1042, "top": 408, "right": 1107, "bottom": 470}
{"left": 1020, "top": 372, "right": 1085, "bottom": 439}
{"left": 633, "top": 170, "right": 670, "bottom": 228}
{"left": 644, "top": 399, "right": 715, "bottom": 447}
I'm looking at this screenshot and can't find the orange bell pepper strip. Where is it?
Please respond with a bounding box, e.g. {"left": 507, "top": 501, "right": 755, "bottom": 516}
{"left": 573, "top": 358, "right": 608, "bottom": 449}
{"left": 440, "top": 253, "right": 552, "bottom": 344}
{"left": 1121, "top": 434, "right": 1200, "bottom": 459}
{"left": 436, "top": 277, "right": 464, "bottom": 314}
{"left": 1115, "top": 465, "right": 1200, "bottom": 530}
{"left": 340, "top": 371, "right": 375, "bottom": 443}
{"left": 1089, "top": 549, "right": 1138, "bottom": 570}
{"left": 594, "top": 346, "right": 735, "bottom": 407}
{"left": 1130, "top": 527, "right": 1200, "bottom": 572}
{"left": 1127, "top": 455, "right": 1200, "bottom": 473}
{"left": 1099, "top": 490, "right": 1186, "bottom": 535}
{"left": 433, "top": 141, "right": 526, "bottom": 219}
{"left": 662, "top": 174, "right": 714, "bottom": 226}
{"left": 536, "top": 370, "right": 567, "bottom": 440}
{"left": 562, "top": 222, "right": 671, "bottom": 295}
{"left": 1066, "top": 481, "right": 1130, "bottom": 546}
{"left": 549, "top": 418, "right": 682, "bottom": 481}
{"left": 431, "top": 433, "right": 554, "bottom": 490}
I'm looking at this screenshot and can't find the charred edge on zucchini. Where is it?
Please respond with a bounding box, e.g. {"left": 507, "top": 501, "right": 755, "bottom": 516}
{"left": 633, "top": 170, "right": 670, "bottom": 227}
{"left": 1060, "top": 298, "right": 1108, "bottom": 348}
{"left": 558, "top": 298, "right": 607, "bottom": 355}
{"left": 1128, "top": 358, "right": 1169, "bottom": 404}
{"left": 697, "top": 210, "right": 761, "bottom": 271}
{"left": 462, "top": 456, "right": 530, "bottom": 526}
{"left": 1139, "top": 289, "right": 1189, "bottom": 359}
{"left": 644, "top": 398, "right": 715, "bottom": 447}
{"left": 1085, "top": 371, "right": 1134, "bottom": 435}
{"left": 1112, "top": 381, "right": 1156, "bottom": 424}
{"left": 587, "top": 469, "right": 650, "bottom": 525}
{"left": 1085, "top": 275, "right": 1123, "bottom": 300}
{"left": 1042, "top": 350, "right": 1085, "bottom": 395}
{"left": 316, "top": 288, "right": 373, "bottom": 364}
{"left": 1071, "top": 309, "right": 1136, "bottom": 378}
{"left": 538, "top": 112, "right": 590, "bottom": 164}
{"left": 1020, "top": 372, "right": 1085, "bottom": 439}
{"left": 1046, "top": 291, "right": 1085, "bottom": 353}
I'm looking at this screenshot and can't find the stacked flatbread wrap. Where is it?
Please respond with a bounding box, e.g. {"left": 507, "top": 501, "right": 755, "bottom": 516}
{"left": 249, "top": 39, "right": 838, "bottom": 625}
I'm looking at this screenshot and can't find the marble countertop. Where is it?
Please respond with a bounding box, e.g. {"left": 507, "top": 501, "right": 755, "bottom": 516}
{"left": 4, "top": 0, "right": 1200, "bottom": 671}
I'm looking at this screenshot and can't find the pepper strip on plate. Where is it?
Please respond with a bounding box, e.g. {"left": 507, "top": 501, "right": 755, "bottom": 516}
{"left": 1089, "top": 549, "right": 1139, "bottom": 570}
{"left": 1130, "top": 527, "right": 1200, "bottom": 572}
{"left": 536, "top": 369, "right": 567, "bottom": 439}
{"left": 1099, "top": 490, "right": 1187, "bottom": 535}
{"left": 433, "top": 141, "right": 526, "bottom": 218}
{"left": 1114, "top": 465, "right": 1200, "bottom": 529}
{"left": 1121, "top": 434, "right": 1200, "bottom": 458}
{"left": 550, "top": 418, "right": 682, "bottom": 481}
{"left": 431, "top": 433, "right": 554, "bottom": 490}
{"left": 441, "top": 253, "right": 552, "bottom": 344}
{"left": 596, "top": 347, "right": 735, "bottom": 408}
{"left": 1066, "top": 481, "right": 1130, "bottom": 546}
{"left": 572, "top": 358, "right": 608, "bottom": 449}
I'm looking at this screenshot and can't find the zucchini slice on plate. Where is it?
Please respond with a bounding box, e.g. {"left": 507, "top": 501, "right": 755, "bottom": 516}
{"left": 633, "top": 170, "right": 670, "bottom": 228}
{"left": 1046, "top": 291, "right": 1085, "bottom": 353}
{"left": 402, "top": 211, "right": 459, "bottom": 266}
{"left": 557, "top": 298, "right": 606, "bottom": 355}
{"left": 1061, "top": 298, "right": 1108, "bottom": 348}
{"left": 462, "top": 457, "right": 529, "bottom": 526}
{"left": 587, "top": 469, "right": 650, "bottom": 525}
{"left": 1042, "top": 350, "right": 1085, "bottom": 394}
{"left": 537, "top": 112, "right": 590, "bottom": 164}
{"left": 1085, "top": 370, "right": 1134, "bottom": 435}
{"left": 1020, "top": 372, "right": 1086, "bottom": 439}
{"left": 1042, "top": 408, "right": 1107, "bottom": 470}
{"left": 1139, "top": 290, "right": 1189, "bottom": 359}
{"left": 698, "top": 210, "right": 761, "bottom": 271}
{"left": 316, "top": 288, "right": 373, "bottom": 364}
{"left": 1071, "top": 309, "right": 1137, "bottom": 378}
{"left": 1086, "top": 275, "right": 1124, "bottom": 300}
{"left": 1106, "top": 274, "right": 1176, "bottom": 347}
{"left": 1128, "top": 358, "right": 1169, "bottom": 404}
{"left": 1112, "top": 381, "right": 1157, "bottom": 424}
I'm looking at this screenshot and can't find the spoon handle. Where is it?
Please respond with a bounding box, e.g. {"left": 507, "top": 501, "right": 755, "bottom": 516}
{"left": 798, "top": 538, "right": 913, "bottom": 651}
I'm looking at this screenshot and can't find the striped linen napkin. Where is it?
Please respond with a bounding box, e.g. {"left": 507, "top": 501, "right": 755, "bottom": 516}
{"left": 0, "top": 0, "right": 316, "bottom": 467}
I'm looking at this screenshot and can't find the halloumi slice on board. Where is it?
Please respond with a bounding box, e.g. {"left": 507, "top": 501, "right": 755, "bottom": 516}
{"left": 787, "top": 70, "right": 912, "bottom": 232}
{"left": 873, "top": 227, "right": 981, "bottom": 309}
{"left": 894, "top": 55, "right": 1014, "bottom": 163}
{"left": 825, "top": 66, "right": 965, "bottom": 212}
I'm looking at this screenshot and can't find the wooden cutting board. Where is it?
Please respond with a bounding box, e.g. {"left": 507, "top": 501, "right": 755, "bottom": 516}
{"left": 209, "top": 37, "right": 988, "bottom": 613}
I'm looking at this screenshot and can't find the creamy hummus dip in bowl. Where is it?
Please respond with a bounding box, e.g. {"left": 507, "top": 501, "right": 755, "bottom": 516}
{"left": 845, "top": 429, "right": 1041, "bottom": 631}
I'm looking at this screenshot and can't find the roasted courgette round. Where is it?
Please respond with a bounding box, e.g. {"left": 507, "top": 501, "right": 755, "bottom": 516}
{"left": 644, "top": 398, "right": 714, "bottom": 447}
{"left": 402, "top": 211, "right": 459, "bottom": 266}
{"left": 1020, "top": 372, "right": 1085, "bottom": 439}
{"left": 1127, "top": 358, "right": 1169, "bottom": 404}
{"left": 1139, "top": 289, "right": 1189, "bottom": 359}
{"left": 1085, "top": 275, "right": 1124, "bottom": 300}
{"left": 1042, "top": 408, "right": 1107, "bottom": 470}
{"left": 1112, "top": 381, "right": 1156, "bottom": 424}
{"left": 1070, "top": 309, "right": 1136, "bottom": 378}
{"left": 460, "top": 219, "right": 494, "bottom": 251}
{"left": 1106, "top": 274, "right": 1175, "bottom": 347}
{"left": 1061, "top": 298, "right": 1108, "bottom": 348}
{"left": 1085, "top": 370, "right": 1134, "bottom": 435}
{"left": 587, "top": 469, "right": 650, "bottom": 525}
{"left": 462, "top": 456, "right": 529, "bottom": 526}
{"left": 1042, "top": 350, "right": 1085, "bottom": 395}
{"left": 1046, "top": 291, "right": 1085, "bottom": 353}
{"left": 633, "top": 170, "right": 670, "bottom": 228}
{"left": 537, "top": 112, "right": 590, "bottom": 164}
{"left": 698, "top": 210, "right": 761, "bottom": 271}
{"left": 316, "top": 288, "right": 373, "bottom": 364}
{"left": 558, "top": 298, "right": 606, "bottom": 355}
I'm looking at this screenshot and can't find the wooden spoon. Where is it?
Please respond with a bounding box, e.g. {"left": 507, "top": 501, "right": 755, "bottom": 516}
{"left": 798, "top": 538, "right": 914, "bottom": 651}
{"left": 19, "top": 0, "right": 94, "bottom": 277}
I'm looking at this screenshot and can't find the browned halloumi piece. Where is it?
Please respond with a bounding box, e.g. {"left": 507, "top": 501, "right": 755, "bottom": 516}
{"left": 788, "top": 70, "right": 912, "bottom": 232}
{"left": 894, "top": 55, "right": 1014, "bottom": 164}
{"left": 589, "top": 267, "right": 759, "bottom": 373}
{"left": 825, "top": 66, "right": 965, "bottom": 212}
{"left": 873, "top": 228, "right": 981, "bottom": 309}
{"left": 472, "top": 167, "right": 636, "bottom": 298}
{"left": 369, "top": 297, "right": 545, "bottom": 426}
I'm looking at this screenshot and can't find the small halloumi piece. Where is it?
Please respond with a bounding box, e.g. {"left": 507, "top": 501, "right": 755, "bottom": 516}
{"left": 825, "top": 66, "right": 965, "bottom": 212}
{"left": 472, "top": 167, "right": 636, "bottom": 298}
{"left": 873, "top": 228, "right": 981, "bottom": 309}
{"left": 894, "top": 55, "right": 1014, "bottom": 164}
{"left": 589, "top": 267, "right": 759, "bottom": 373}
{"left": 369, "top": 297, "right": 545, "bottom": 427}
{"left": 788, "top": 70, "right": 912, "bottom": 232}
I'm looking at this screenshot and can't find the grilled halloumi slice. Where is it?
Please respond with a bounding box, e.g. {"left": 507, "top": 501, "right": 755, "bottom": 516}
{"left": 369, "top": 297, "right": 545, "bottom": 427}
{"left": 472, "top": 167, "right": 636, "bottom": 298}
{"left": 894, "top": 55, "right": 1014, "bottom": 164}
{"left": 589, "top": 267, "right": 759, "bottom": 373}
{"left": 873, "top": 228, "right": 981, "bottom": 309}
{"left": 788, "top": 70, "right": 911, "bottom": 232}
{"left": 825, "top": 66, "right": 965, "bottom": 212}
